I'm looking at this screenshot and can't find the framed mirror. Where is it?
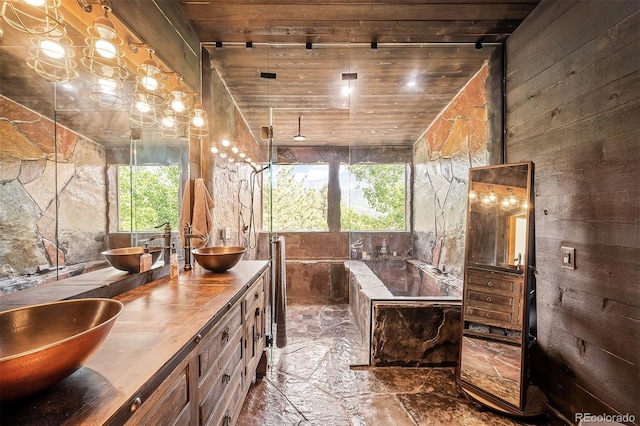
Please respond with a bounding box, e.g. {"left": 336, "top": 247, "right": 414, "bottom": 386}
{"left": 457, "top": 161, "right": 547, "bottom": 417}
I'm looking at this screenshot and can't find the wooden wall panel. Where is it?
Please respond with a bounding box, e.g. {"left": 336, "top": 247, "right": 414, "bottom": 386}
{"left": 506, "top": 0, "right": 638, "bottom": 89}
{"left": 505, "top": 0, "right": 640, "bottom": 422}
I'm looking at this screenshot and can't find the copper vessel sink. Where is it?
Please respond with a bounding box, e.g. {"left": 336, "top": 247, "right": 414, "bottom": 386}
{"left": 0, "top": 298, "right": 124, "bottom": 402}
{"left": 102, "top": 246, "right": 163, "bottom": 272}
{"left": 192, "top": 246, "right": 246, "bottom": 272}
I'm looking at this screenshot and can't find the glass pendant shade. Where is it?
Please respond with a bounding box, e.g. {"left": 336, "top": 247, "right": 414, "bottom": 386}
{"left": 1, "top": 0, "right": 65, "bottom": 38}
{"left": 132, "top": 57, "right": 166, "bottom": 111}
{"left": 129, "top": 101, "right": 158, "bottom": 127}
{"left": 89, "top": 77, "right": 126, "bottom": 109}
{"left": 468, "top": 185, "right": 477, "bottom": 203}
{"left": 167, "top": 84, "right": 190, "bottom": 126}
{"left": 81, "top": 14, "right": 128, "bottom": 81}
{"left": 158, "top": 109, "right": 180, "bottom": 139}
{"left": 26, "top": 35, "right": 78, "bottom": 81}
{"left": 189, "top": 103, "right": 210, "bottom": 139}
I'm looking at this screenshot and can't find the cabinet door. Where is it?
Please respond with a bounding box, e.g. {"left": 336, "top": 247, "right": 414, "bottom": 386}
{"left": 199, "top": 329, "right": 243, "bottom": 426}
{"left": 243, "top": 273, "right": 266, "bottom": 391}
{"left": 126, "top": 357, "right": 192, "bottom": 426}
{"left": 198, "top": 304, "right": 242, "bottom": 386}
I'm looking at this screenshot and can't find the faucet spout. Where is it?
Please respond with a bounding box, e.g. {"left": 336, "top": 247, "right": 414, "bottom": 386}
{"left": 152, "top": 222, "right": 172, "bottom": 265}
{"left": 182, "top": 223, "right": 207, "bottom": 271}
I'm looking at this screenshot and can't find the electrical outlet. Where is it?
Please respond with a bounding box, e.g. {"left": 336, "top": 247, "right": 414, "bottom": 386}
{"left": 224, "top": 227, "right": 232, "bottom": 240}
{"left": 561, "top": 246, "right": 575, "bottom": 269}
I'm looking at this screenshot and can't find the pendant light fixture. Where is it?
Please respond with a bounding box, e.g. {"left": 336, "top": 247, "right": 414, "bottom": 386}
{"left": 80, "top": 1, "right": 128, "bottom": 83}
{"left": 158, "top": 109, "right": 179, "bottom": 139}
{"left": 26, "top": 33, "right": 78, "bottom": 82}
{"left": 293, "top": 116, "right": 305, "bottom": 141}
{"left": 1, "top": 0, "right": 65, "bottom": 38}
{"left": 89, "top": 76, "right": 125, "bottom": 109}
{"left": 130, "top": 48, "right": 166, "bottom": 126}
{"left": 167, "top": 75, "right": 190, "bottom": 127}
{"left": 189, "top": 95, "right": 210, "bottom": 139}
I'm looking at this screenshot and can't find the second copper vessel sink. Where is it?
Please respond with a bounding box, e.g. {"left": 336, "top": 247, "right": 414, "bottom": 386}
{"left": 192, "top": 246, "right": 246, "bottom": 272}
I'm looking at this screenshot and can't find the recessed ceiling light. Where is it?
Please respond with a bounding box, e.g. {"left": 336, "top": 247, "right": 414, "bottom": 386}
{"left": 342, "top": 86, "right": 352, "bottom": 96}
{"left": 407, "top": 80, "right": 416, "bottom": 87}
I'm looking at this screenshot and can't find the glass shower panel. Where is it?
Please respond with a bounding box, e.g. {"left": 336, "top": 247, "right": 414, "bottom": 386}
{"left": 0, "top": 37, "right": 59, "bottom": 279}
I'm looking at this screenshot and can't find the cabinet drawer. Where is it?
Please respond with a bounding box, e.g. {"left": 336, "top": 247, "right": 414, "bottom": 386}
{"left": 465, "top": 305, "right": 512, "bottom": 324}
{"left": 126, "top": 361, "right": 190, "bottom": 426}
{"left": 243, "top": 278, "right": 265, "bottom": 320}
{"left": 208, "top": 366, "right": 244, "bottom": 426}
{"left": 200, "top": 338, "right": 243, "bottom": 426}
{"left": 198, "top": 303, "right": 242, "bottom": 382}
{"left": 467, "top": 273, "right": 519, "bottom": 295}
{"left": 466, "top": 290, "right": 513, "bottom": 308}
{"left": 199, "top": 325, "right": 242, "bottom": 396}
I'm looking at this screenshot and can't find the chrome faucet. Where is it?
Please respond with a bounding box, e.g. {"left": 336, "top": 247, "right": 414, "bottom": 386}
{"left": 149, "top": 222, "right": 172, "bottom": 265}
{"left": 183, "top": 223, "right": 207, "bottom": 271}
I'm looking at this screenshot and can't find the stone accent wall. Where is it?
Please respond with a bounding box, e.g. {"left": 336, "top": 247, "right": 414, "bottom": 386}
{"left": 0, "top": 95, "right": 107, "bottom": 280}
{"left": 412, "top": 63, "right": 495, "bottom": 280}
{"left": 202, "top": 66, "right": 262, "bottom": 259}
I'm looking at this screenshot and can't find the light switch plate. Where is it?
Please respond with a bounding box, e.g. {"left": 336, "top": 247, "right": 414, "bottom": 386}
{"left": 561, "top": 246, "right": 575, "bottom": 269}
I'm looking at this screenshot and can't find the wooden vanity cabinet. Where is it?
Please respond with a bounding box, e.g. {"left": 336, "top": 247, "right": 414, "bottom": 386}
{"left": 124, "top": 267, "right": 269, "bottom": 426}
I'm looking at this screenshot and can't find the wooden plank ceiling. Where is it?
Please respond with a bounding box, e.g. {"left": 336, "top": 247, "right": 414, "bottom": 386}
{"left": 179, "top": 0, "right": 540, "bottom": 147}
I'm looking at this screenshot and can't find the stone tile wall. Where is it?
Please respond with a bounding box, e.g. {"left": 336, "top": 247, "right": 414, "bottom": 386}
{"left": 412, "top": 62, "right": 499, "bottom": 280}
{"left": 0, "top": 95, "right": 107, "bottom": 283}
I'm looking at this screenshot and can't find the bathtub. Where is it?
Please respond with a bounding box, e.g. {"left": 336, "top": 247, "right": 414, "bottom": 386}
{"left": 346, "top": 259, "right": 462, "bottom": 367}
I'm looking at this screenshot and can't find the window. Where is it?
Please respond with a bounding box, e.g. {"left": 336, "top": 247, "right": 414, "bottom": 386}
{"left": 264, "top": 165, "right": 329, "bottom": 231}
{"left": 341, "top": 163, "right": 406, "bottom": 231}
{"left": 264, "top": 163, "right": 406, "bottom": 231}
{"left": 117, "top": 165, "right": 180, "bottom": 231}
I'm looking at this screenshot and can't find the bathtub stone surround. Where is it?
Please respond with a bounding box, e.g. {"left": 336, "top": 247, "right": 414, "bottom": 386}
{"left": 0, "top": 95, "right": 107, "bottom": 279}
{"left": 346, "top": 260, "right": 462, "bottom": 367}
{"left": 371, "top": 302, "right": 461, "bottom": 367}
{"left": 413, "top": 60, "right": 502, "bottom": 280}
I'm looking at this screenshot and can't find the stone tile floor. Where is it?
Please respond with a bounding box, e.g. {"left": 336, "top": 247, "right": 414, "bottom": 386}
{"left": 237, "top": 300, "right": 566, "bottom": 426}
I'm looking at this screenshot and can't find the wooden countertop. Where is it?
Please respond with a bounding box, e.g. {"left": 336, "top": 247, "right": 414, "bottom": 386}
{"left": 1, "top": 260, "right": 269, "bottom": 425}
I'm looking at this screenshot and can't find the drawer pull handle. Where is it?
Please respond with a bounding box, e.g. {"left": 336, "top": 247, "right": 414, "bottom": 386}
{"left": 222, "top": 372, "right": 231, "bottom": 385}
{"left": 194, "top": 333, "right": 202, "bottom": 344}
{"left": 222, "top": 327, "right": 230, "bottom": 342}
{"left": 254, "top": 333, "right": 260, "bottom": 342}
{"left": 130, "top": 397, "right": 142, "bottom": 413}
{"left": 255, "top": 307, "right": 260, "bottom": 317}
{"left": 487, "top": 281, "right": 493, "bottom": 287}
{"left": 485, "top": 313, "right": 491, "bottom": 318}
{"left": 254, "top": 292, "right": 260, "bottom": 300}
{"left": 224, "top": 412, "right": 232, "bottom": 426}
{"left": 486, "top": 297, "right": 492, "bottom": 302}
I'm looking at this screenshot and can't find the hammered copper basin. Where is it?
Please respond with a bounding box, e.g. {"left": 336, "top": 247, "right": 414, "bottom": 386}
{"left": 192, "top": 246, "right": 246, "bottom": 272}
{"left": 102, "top": 246, "right": 163, "bottom": 273}
{"left": 0, "top": 298, "right": 124, "bottom": 402}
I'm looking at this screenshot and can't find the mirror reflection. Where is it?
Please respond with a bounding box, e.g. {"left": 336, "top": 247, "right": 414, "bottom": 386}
{"left": 458, "top": 162, "right": 533, "bottom": 413}
{"left": 0, "top": 6, "right": 191, "bottom": 286}
{"left": 466, "top": 164, "right": 529, "bottom": 272}
{"left": 460, "top": 335, "right": 522, "bottom": 407}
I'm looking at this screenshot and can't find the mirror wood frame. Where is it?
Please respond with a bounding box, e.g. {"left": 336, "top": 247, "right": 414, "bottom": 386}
{"left": 457, "top": 161, "right": 548, "bottom": 417}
